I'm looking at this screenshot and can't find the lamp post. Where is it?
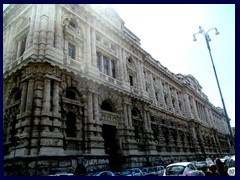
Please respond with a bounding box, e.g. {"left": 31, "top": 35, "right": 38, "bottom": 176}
{"left": 193, "top": 26, "right": 234, "bottom": 147}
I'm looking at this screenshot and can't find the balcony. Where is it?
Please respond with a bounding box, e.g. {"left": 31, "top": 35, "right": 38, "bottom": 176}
{"left": 130, "top": 86, "right": 140, "bottom": 96}
{"left": 99, "top": 72, "right": 123, "bottom": 88}
{"left": 65, "top": 56, "right": 82, "bottom": 71}
{"left": 4, "top": 56, "right": 24, "bottom": 73}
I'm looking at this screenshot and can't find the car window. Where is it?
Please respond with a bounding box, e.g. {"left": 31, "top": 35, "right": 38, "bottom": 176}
{"left": 166, "top": 165, "right": 185, "bottom": 175}
{"left": 188, "top": 164, "right": 197, "bottom": 170}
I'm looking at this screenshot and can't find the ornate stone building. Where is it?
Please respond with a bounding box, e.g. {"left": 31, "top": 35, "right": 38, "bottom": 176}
{"left": 3, "top": 4, "right": 234, "bottom": 175}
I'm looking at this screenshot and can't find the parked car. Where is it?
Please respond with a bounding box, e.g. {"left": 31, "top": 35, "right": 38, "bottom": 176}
{"left": 193, "top": 161, "right": 212, "bottom": 176}
{"left": 87, "top": 171, "right": 115, "bottom": 176}
{"left": 227, "top": 155, "right": 235, "bottom": 176}
{"left": 185, "top": 170, "right": 205, "bottom": 176}
{"left": 141, "top": 167, "right": 156, "bottom": 176}
{"left": 48, "top": 172, "right": 74, "bottom": 176}
{"left": 119, "top": 168, "right": 143, "bottom": 176}
{"left": 163, "top": 162, "right": 197, "bottom": 176}
{"left": 152, "top": 165, "right": 165, "bottom": 176}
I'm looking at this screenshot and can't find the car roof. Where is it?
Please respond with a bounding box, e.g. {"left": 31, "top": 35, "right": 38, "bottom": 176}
{"left": 166, "top": 162, "right": 193, "bottom": 167}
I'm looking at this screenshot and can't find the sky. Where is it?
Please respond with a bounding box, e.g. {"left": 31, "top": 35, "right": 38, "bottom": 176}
{"left": 3, "top": 4, "right": 235, "bottom": 127}
{"left": 112, "top": 4, "right": 235, "bottom": 128}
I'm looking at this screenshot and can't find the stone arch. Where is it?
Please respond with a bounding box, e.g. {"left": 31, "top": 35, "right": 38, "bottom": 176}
{"left": 61, "top": 86, "right": 84, "bottom": 140}
{"left": 62, "top": 14, "right": 84, "bottom": 37}
{"left": 101, "top": 99, "right": 115, "bottom": 112}
{"left": 98, "top": 89, "right": 122, "bottom": 112}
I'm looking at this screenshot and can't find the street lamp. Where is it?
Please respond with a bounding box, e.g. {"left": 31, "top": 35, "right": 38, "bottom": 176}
{"left": 193, "top": 26, "right": 234, "bottom": 147}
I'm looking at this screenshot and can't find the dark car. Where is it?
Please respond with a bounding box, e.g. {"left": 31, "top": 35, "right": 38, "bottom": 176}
{"left": 193, "top": 161, "right": 212, "bottom": 176}
{"left": 120, "top": 168, "right": 143, "bottom": 176}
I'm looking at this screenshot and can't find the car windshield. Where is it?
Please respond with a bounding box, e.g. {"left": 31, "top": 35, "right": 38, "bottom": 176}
{"left": 166, "top": 165, "right": 185, "bottom": 175}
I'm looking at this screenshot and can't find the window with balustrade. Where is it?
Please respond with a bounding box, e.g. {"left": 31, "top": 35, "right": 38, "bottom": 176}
{"left": 15, "top": 33, "right": 28, "bottom": 59}
{"left": 96, "top": 52, "right": 116, "bottom": 78}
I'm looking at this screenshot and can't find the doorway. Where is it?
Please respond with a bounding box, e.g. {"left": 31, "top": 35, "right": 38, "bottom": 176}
{"left": 102, "top": 124, "right": 121, "bottom": 171}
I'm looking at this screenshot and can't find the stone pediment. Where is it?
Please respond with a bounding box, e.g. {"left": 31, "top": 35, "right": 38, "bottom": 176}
{"left": 89, "top": 4, "right": 123, "bottom": 30}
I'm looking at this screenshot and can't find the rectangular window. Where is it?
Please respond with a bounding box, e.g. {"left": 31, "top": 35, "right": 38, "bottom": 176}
{"left": 129, "top": 75, "right": 133, "bottom": 86}
{"left": 155, "top": 92, "right": 158, "bottom": 101}
{"left": 68, "top": 43, "right": 76, "bottom": 59}
{"left": 20, "top": 35, "right": 27, "bottom": 57}
{"left": 97, "top": 52, "right": 101, "bottom": 71}
{"left": 103, "top": 56, "right": 109, "bottom": 75}
{"left": 111, "top": 60, "right": 116, "bottom": 78}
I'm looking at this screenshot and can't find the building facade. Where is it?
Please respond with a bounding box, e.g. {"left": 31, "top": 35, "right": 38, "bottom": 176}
{"left": 3, "top": 4, "right": 234, "bottom": 176}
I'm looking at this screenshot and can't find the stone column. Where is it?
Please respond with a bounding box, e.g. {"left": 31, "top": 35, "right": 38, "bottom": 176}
{"left": 93, "top": 92, "right": 99, "bottom": 123}
{"left": 25, "top": 78, "right": 35, "bottom": 115}
{"left": 147, "top": 111, "right": 152, "bottom": 131}
{"left": 173, "top": 89, "right": 180, "bottom": 111}
{"left": 183, "top": 93, "right": 193, "bottom": 119}
{"left": 123, "top": 103, "right": 129, "bottom": 127}
{"left": 55, "top": 5, "right": 63, "bottom": 49}
{"left": 38, "top": 5, "right": 49, "bottom": 58}
{"left": 26, "top": 5, "right": 36, "bottom": 48}
{"left": 192, "top": 99, "right": 200, "bottom": 121}
{"left": 140, "top": 63, "right": 146, "bottom": 91}
{"left": 166, "top": 84, "right": 173, "bottom": 109}
{"left": 41, "top": 78, "right": 51, "bottom": 114}
{"left": 100, "top": 53, "right": 104, "bottom": 73}
{"left": 203, "top": 106, "right": 208, "bottom": 121}
{"left": 149, "top": 73, "right": 155, "bottom": 99}
{"left": 86, "top": 25, "right": 91, "bottom": 66}
{"left": 143, "top": 110, "right": 149, "bottom": 131}
{"left": 16, "top": 40, "right": 22, "bottom": 59}
{"left": 109, "top": 59, "right": 112, "bottom": 77}
{"left": 20, "top": 81, "right": 28, "bottom": 116}
{"left": 158, "top": 78, "right": 165, "bottom": 108}
{"left": 46, "top": 4, "right": 55, "bottom": 47}
{"left": 87, "top": 90, "right": 93, "bottom": 123}
{"left": 52, "top": 81, "right": 59, "bottom": 115}
{"left": 91, "top": 27, "right": 97, "bottom": 67}
{"left": 127, "top": 105, "right": 133, "bottom": 127}
{"left": 118, "top": 47, "right": 124, "bottom": 81}
{"left": 32, "top": 4, "right": 41, "bottom": 51}
{"left": 137, "top": 60, "right": 144, "bottom": 92}
{"left": 5, "top": 24, "right": 14, "bottom": 65}
{"left": 122, "top": 50, "right": 128, "bottom": 82}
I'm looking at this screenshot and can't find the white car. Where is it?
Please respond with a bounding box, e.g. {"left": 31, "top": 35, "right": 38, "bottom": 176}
{"left": 163, "top": 162, "right": 198, "bottom": 176}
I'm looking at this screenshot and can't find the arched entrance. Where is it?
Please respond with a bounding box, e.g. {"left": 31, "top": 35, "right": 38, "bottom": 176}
{"left": 100, "top": 100, "right": 122, "bottom": 171}
{"left": 102, "top": 124, "right": 121, "bottom": 171}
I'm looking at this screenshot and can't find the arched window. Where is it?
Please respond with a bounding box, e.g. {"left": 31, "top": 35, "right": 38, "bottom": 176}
{"left": 66, "top": 89, "right": 76, "bottom": 100}
{"left": 69, "top": 19, "right": 77, "bottom": 28}
{"left": 66, "top": 112, "right": 76, "bottom": 137}
{"left": 132, "top": 109, "right": 138, "bottom": 117}
{"left": 101, "top": 101, "right": 113, "bottom": 112}
{"left": 15, "top": 90, "right": 21, "bottom": 101}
